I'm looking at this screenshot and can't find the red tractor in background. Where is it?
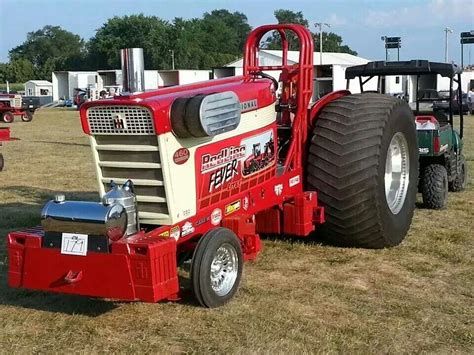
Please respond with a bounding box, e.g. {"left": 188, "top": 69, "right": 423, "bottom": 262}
{"left": 0, "top": 94, "right": 36, "bottom": 123}
{"left": 7, "top": 25, "right": 419, "bottom": 308}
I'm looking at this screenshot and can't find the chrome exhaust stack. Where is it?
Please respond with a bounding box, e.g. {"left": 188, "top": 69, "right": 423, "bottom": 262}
{"left": 120, "top": 48, "right": 145, "bottom": 95}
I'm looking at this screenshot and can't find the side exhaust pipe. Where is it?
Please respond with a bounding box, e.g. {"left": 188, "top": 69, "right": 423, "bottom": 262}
{"left": 120, "top": 48, "right": 145, "bottom": 94}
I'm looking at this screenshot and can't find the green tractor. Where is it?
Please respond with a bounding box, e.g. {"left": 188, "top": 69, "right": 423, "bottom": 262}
{"left": 346, "top": 60, "right": 467, "bottom": 209}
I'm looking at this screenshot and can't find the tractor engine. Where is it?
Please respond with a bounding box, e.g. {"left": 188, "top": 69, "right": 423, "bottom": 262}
{"left": 72, "top": 48, "right": 277, "bottom": 238}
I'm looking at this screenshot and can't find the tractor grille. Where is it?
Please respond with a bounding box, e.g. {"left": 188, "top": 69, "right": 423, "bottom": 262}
{"left": 87, "top": 106, "right": 155, "bottom": 135}
{"left": 89, "top": 105, "right": 170, "bottom": 225}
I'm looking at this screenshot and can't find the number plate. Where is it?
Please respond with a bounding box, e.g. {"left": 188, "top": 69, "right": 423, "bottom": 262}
{"left": 61, "top": 233, "right": 88, "bottom": 256}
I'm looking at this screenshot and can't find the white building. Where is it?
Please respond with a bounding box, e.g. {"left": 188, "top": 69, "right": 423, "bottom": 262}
{"left": 24, "top": 80, "right": 53, "bottom": 97}
{"left": 52, "top": 71, "right": 97, "bottom": 101}
{"left": 52, "top": 69, "right": 212, "bottom": 102}
{"left": 213, "top": 50, "right": 380, "bottom": 100}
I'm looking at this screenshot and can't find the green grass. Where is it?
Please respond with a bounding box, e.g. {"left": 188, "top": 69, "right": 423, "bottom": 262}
{"left": 0, "top": 109, "right": 473, "bottom": 353}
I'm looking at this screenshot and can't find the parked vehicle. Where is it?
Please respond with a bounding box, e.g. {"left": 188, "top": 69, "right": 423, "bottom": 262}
{"left": 0, "top": 94, "right": 36, "bottom": 122}
{"left": 433, "top": 90, "right": 471, "bottom": 114}
{"left": 7, "top": 25, "right": 419, "bottom": 307}
{"left": 346, "top": 60, "right": 468, "bottom": 210}
{"left": 73, "top": 88, "right": 87, "bottom": 109}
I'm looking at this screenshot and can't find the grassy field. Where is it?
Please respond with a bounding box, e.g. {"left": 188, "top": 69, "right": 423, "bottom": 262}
{"left": 0, "top": 109, "right": 472, "bottom": 353}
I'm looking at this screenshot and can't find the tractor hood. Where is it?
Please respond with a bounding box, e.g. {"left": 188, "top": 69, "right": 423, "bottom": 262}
{"left": 79, "top": 76, "right": 276, "bottom": 136}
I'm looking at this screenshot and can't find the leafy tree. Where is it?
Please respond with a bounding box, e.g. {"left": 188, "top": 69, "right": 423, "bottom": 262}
{"left": 265, "top": 9, "right": 357, "bottom": 55}
{"left": 314, "top": 32, "right": 357, "bottom": 55}
{"left": 87, "top": 14, "right": 171, "bottom": 70}
{"left": 266, "top": 10, "right": 309, "bottom": 50}
{"left": 9, "top": 25, "right": 86, "bottom": 79}
{"left": 5, "top": 59, "right": 35, "bottom": 82}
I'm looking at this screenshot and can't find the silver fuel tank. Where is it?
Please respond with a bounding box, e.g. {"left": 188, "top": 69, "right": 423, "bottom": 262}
{"left": 41, "top": 197, "right": 128, "bottom": 241}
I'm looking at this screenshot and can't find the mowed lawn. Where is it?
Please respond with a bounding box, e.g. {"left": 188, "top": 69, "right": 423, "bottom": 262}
{"left": 0, "top": 108, "right": 472, "bottom": 353}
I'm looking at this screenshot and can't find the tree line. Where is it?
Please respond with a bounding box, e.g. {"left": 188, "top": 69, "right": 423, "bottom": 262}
{"left": 0, "top": 9, "right": 357, "bottom": 83}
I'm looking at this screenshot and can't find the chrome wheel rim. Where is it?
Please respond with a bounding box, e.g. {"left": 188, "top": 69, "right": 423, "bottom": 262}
{"left": 385, "top": 132, "right": 410, "bottom": 214}
{"left": 210, "top": 243, "right": 238, "bottom": 296}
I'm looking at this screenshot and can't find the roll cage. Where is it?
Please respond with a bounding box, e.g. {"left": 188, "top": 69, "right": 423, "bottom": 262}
{"left": 345, "top": 60, "right": 464, "bottom": 138}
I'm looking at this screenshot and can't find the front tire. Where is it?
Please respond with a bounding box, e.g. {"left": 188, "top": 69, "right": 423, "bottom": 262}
{"left": 190, "top": 228, "right": 243, "bottom": 308}
{"left": 307, "top": 93, "right": 419, "bottom": 248}
{"left": 21, "top": 110, "right": 33, "bottom": 122}
{"left": 421, "top": 164, "right": 448, "bottom": 209}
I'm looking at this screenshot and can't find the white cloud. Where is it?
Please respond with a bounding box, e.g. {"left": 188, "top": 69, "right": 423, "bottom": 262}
{"left": 325, "top": 13, "right": 347, "bottom": 26}
{"left": 363, "top": 0, "right": 473, "bottom": 28}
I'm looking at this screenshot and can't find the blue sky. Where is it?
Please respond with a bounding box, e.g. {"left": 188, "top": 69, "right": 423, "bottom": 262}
{"left": 1, "top": 0, "right": 473, "bottom": 65}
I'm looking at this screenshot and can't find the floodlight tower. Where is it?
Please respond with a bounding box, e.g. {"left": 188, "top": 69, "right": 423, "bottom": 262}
{"left": 444, "top": 27, "right": 453, "bottom": 63}
{"left": 314, "top": 22, "right": 331, "bottom": 66}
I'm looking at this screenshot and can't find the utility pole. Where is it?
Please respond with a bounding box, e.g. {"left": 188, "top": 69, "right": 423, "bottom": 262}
{"left": 444, "top": 27, "right": 453, "bottom": 63}
{"left": 314, "top": 22, "right": 331, "bottom": 66}
{"left": 381, "top": 36, "right": 388, "bottom": 61}
{"left": 169, "top": 49, "right": 175, "bottom": 70}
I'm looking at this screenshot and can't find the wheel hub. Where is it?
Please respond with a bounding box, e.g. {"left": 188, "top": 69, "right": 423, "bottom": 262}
{"left": 384, "top": 132, "right": 410, "bottom": 214}
{"left": 210, "top": 243, "right": 238, "bottom": 296}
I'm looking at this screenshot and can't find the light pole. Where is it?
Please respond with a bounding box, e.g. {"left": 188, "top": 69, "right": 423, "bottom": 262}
{"left": 169, "top": 49, "right": 175, "bottom": 70}
{"left": 381, "top": 36, "right": 401, "bottom": 61}
{"left": 314, "top": 22, "right": 331, "bottom": 66}
{"left": 444, "top": 27, "right": 453, "bottom": 63}
{"left": 381, "top": 36, "right": 388, "bottom": 61}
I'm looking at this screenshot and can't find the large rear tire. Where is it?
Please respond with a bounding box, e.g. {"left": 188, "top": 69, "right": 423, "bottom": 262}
{"left": 307, "top": 93, "right": 418, "bottom": 248}
{"left": 2, "top": 112, "right": 14, "bottom": 123}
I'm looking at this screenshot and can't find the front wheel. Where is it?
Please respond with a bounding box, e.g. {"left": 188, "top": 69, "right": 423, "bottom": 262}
{"left": 421, "top": 164, "right": 448, "bottom": 209}
{"left": 21, "top": 110, "right": 34, "bottom": 122}
{"left": 190, "top": 227, "right": 243, "bottom": 308}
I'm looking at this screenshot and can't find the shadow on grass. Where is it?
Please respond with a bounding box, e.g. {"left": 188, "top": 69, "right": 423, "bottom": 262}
{"left": 31, "top": 140, "right": 90, "bottom": 147}
{"left": 0, "top": 279, "right": 120, "bottom": 317}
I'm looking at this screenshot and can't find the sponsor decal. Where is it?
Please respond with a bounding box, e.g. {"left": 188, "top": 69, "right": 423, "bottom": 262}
{"left": 274, "top": 183, "right": 283, "bottom": 196}
{"left": 289, "top": 175, "right": 300, "bottom": 187}
{"left": 241, "top": 99, "right": 258, "bottom": 112}
{"left": 112, "top": 113, "right": 127, "bottom": 130}
{"left": 170, "top": 226, "right": 180, "bottom": 241}
{"left": 195, "top": 216, "right": 209, "bottom": 226}
{"left": 440, "top": 144, "right": 448, "bottom": 152}
{"left": 158, "top": 230, "right": 170, "bottom": 238}
{"left": 209, "top": 159, "right": 240, "bottom": 193}
{"left": 419, "top": 147, "right": 429, "bottom": 154}
{"left": 242, "top": 196, "right": 249, "bottom": 211}
{"left": 242, "top": 130, "right": 275, "bottom": 176}
{"left": 211, "top": 208, "right": 223, "bottom": 226}
{"left": 173, "top": 148, "right": 190, "bottom": 165}
{"left": 225, "top": 200, "right": 241, "bottom": 216}
{"left": 181, "top": 221, "right": 195, "bottom": 237}
{"left": 201, "top": 146, "right": 246, "bottom": 173}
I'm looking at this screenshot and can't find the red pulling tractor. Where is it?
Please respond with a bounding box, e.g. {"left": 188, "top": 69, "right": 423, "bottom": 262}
{"left": 0, "top": 94, "right": 35, "bottom": 123}
{"left": 7, "top": 25, "right": 419, "bottom": 307}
